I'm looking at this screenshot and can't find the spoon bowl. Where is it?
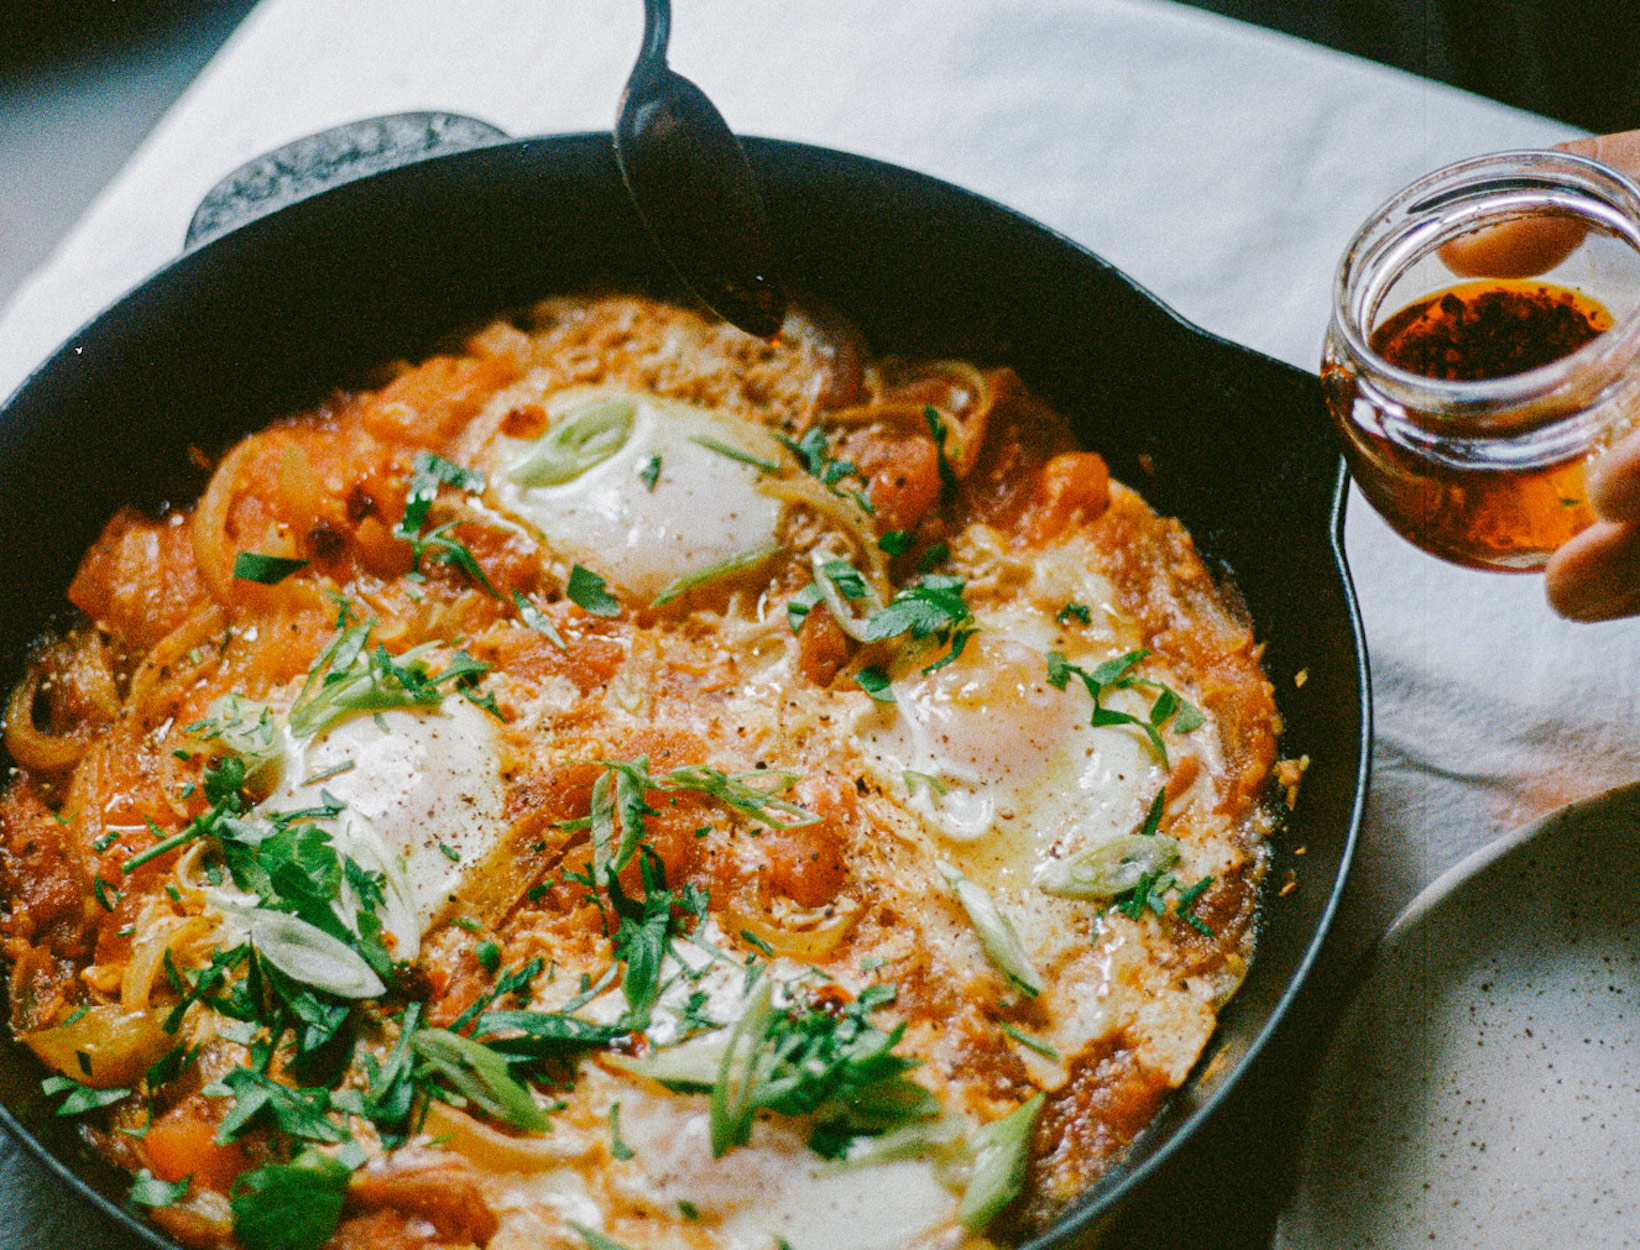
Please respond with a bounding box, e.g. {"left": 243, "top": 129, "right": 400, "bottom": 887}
{"left": 614, "top": 0, "right": 786, "bottom": 337}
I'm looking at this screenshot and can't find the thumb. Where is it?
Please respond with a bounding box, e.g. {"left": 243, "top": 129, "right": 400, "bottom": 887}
{"left": 1438, "top": 131, "right": 1640, "bottom": 281}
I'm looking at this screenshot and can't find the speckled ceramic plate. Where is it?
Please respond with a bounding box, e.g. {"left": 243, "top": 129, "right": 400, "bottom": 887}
{"left": 1278, "top": 783, "right": 1640, "bottom": 1248}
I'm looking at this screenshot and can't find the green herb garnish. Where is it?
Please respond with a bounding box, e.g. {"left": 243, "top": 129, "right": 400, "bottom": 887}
{"left": 393, "top": 451, "right": 497, "bottom": 595}
{"left": 690, "top": 434, "right": 780, "bottom": 473}
{"left": 567, "top": 564, "right": 622, "bottom": 617}
{"left": 999, "top": 1023, "right": 1059, "bottom": 1059}
{"left": 567, "top": 1225, "right": 637, "bottom": 1250}
{"left": 651, "top": 543, "right": 780, "bottom": 607}
{"left": 512, "top": 590, "right": 568, "bottom": 650}
{"left": 229, "top": 1149, "right": 352, "bottom": 1250}
{"left": 411, "top": 1028, "right": 554, "bottom": 1132}
{"left": 639, "top": 454, "right": 663, "bottom": 491}
{"left": 1045, "top": 649, "right": 1203, "bottom": 766}
{"left": 854, "top": 666, "right": 894, "bottom": 702}
{"left": 41, "top": 1075, "right": 130, "bottom": 1116}
{"left": 924, "top": 407, "right": 959, "bottom": 505}
{"left": 233, "top": 553, "right": 310, "bottom": 585}
{"left": 776, "top": 427, "right": 875, "bottom": 513}
{"left": 785, "top": 582, "right": 824, "bottom": 633}
{"left": 1055, "top": 601, "right": 1092, "bottom": 626}
{"left": 608, "top": 1102, "right": 636, "bottom": 1160}
{"left": 286, "top": 622, "right": 498, "bottom": 738}
{"left": 1174, "top": 875, "right": 1216, "bottom": 936}
{"left": 903, "top": 770, "right": 948, "bottom": 797}
{"left": 129, "top": 1168, "right": 189, "bottom": 1209}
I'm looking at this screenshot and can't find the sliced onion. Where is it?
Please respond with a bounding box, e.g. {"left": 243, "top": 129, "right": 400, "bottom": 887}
{"left": 938, "top": 863, "right": 1044, "bottom": 996}
{"left": 1033, "top": 834, "right": 1182, "bottom": 900}
{"left": 241, "top": 908, "right": 385, "bottom": 998}
{"left": 122, "top": 912, "right": 215, "bottom": 1009}
{"left": 424, "top": 1100, "right": 589, "bottom": 1173}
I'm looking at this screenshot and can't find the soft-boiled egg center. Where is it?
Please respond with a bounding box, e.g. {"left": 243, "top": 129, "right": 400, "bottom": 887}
{"left": 263, "top": 698, "right": 505, "bottom": 955}
{"left": 484, "top": 385, "right": 784, "bottom": 601}
{"left": 859, "top": 634, "right": 1167, "bottom": 878}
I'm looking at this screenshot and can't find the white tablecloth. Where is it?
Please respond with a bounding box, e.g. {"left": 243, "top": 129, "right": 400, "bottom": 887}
{"left": 1, "top": 1, "right": 1631, "bottom": 1245}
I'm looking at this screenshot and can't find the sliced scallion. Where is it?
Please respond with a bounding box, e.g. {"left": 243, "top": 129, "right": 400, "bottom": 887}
{"left": 1033, "top": 833, "right": 1182, "bottom": 900}
{"left": 650, "top": 543, "right": 780, "bottom": 607}
{"left": 957, "top": 1093, "right": 1044, "bottom": 1231}
{"left": 241, "top": 908, "right": 385, "bottom": 999}
{"left": 937, "top": 863, "right": 1044, "bottom": 996}
{"left": 507, "top": 398, "right": 636, "bottom": 487}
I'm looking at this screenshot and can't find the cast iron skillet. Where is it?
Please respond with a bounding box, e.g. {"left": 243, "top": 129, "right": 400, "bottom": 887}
{"left": 0, "top": 118, "right": 1369, "bottom": 1248}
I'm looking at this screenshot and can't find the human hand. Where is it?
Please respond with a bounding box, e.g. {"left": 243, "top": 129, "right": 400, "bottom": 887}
{"left": 1541, "top": 131, "right": 1640, "bottom": 621}
{"left": 1431, "top": 128, "right": 1640, "bottom": 620}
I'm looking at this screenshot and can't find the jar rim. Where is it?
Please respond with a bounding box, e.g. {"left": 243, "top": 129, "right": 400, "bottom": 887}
{"left": 1331, "top": 149, "right": 1640, "bottom": 432}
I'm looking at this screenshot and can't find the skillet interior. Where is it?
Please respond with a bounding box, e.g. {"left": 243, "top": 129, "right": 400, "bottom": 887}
{"left": 0, "top": 133, "right": 1368, "bottom": 1248}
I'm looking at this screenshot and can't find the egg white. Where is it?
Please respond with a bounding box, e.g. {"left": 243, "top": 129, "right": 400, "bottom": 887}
{"left": 483, "top": 385, "right": 784, "bottom": 601}
{"left": 856, "top": 630, "right": 1169, "bottom": 874}
{"left": 261, "top": 697, "right": 506, "bottom": 957}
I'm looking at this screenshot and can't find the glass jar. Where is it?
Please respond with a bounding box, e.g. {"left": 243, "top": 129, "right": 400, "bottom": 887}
{"left": 1323, "top": 150, "right": 1640, "bottom": 571}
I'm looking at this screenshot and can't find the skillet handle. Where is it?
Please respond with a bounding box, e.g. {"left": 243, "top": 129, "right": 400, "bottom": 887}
{"left": 184, "top": 111, "right": 509, "bottom": 250}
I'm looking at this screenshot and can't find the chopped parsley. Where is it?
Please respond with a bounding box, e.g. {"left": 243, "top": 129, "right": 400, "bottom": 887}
{"left": 878, "top": 529, "right": 914, "bottom": 556}
{"left": 638, "top": 454, "right": 663, "bottom": 491}
{"left": 567, "top": 564, "right": 622, "bottom": 617}
{"left": 41, "top": 1075, "right": 130, "bottom": 1116}
{"left": 232, "top": 552, "right": 309, "bottom": 585}
{"left": 392, "top": 451, "right": 498, "bottom": 596}
{"left": 228, "top": 1149, "right": 352, "bottom": 1250}
{"left": 284, "top": 621, "right": 499, "bottom": 739}
{"left": 924, "top": 406, "right": 959, "bottom": 505}
{"left": 1045, "top": 649, "right": 1204, "bottom": 766}
{"left": 854, "top": 665, "right": 894, "bottom": 702}
{"left": 1055, "top": 601, "right": 1092, "bottom": 626}
{"left": 785, "top": 582, "right": 823, "bottom": 633}
{"left": 707, "top": 979, "right": 936, "bottom": 1158}
{"left": 776, "top": 426, "right": 875, "bottom": 513}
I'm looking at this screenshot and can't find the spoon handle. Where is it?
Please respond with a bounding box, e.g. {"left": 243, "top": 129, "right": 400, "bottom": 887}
{"left": 641, "top": 0, "right": 671, "bottom": 68}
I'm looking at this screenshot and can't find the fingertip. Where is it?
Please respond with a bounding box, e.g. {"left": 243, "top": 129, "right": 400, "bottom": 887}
{"left": 1545, "top": 519, "right": 1640, "bottom": 620}
{"left": 1587, "top": 432, "right": 1640, "bottom": 521}
{"left": 1437, "top": 216, "right": 1586, "bottom": 280}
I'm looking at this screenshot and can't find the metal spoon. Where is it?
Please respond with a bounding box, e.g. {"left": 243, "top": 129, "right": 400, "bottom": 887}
{"left": 614, "top": 0, "right": 787, "bottom": 337}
